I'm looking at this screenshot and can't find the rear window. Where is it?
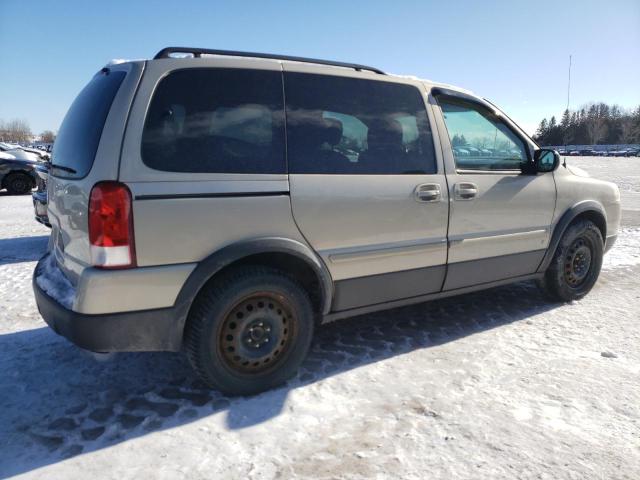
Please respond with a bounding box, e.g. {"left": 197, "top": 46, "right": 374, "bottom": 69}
{"left": 141, "top": 69, "right": 285, "bottom": 174}
{"left": 285, "top": 73, "right": 436, "bottom": 175}
{"left": 52, "top": 69, "right": 126, "bottom": 178}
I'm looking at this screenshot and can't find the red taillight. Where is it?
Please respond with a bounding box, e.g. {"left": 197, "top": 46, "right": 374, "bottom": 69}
{"left": 88, "top": 181, "right": 136, "bottom": 268}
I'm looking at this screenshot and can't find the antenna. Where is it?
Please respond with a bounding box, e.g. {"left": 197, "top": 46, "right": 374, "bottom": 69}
{"left": 562, "top": 53, "right": 572, "bottom": 165}
{"left": 566, "top": 54, "right": 572, "bottom": 112}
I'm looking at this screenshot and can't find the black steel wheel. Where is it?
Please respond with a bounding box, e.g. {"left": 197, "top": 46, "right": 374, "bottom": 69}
{"left": 185, "top": 266, "right": 314, "bottom": 395}
{"left": 538, "top": 219, "right": 603, "bottom": 302}
{"left": 5, "top": 173, "right": 34, "bottom": 195}
{"left": 219, "top": 293, "right": 295, "bottom": 374}
{"left": 563, "top": 238, "right": 593, "bottom": 288}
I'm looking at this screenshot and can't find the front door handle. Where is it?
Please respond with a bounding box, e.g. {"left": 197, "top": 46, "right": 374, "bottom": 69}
{"left": 415, "top": 183, "right": 442, "bottom": 202}
{"left": 454, "top": 182, "right": 478, "bottom": 200}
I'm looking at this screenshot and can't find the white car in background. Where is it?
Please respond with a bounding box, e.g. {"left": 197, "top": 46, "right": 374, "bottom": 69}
{"left": 21, "top": 145, "right": 51, "bottom": 161}
{"left": 0, "top": 142, "right": 44, "bottom": 162}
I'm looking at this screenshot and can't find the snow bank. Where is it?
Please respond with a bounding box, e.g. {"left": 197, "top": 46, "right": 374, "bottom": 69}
{"left": 35, "top": 254, "right": 75, "bottom": 310}
{"left": 602, "top": 227, "right": 640, "bottom": 270}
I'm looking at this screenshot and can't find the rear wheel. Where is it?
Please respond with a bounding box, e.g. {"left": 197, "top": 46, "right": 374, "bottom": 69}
{"left": 537, "top": 219, "right": 603, "bottom": 302}
{"left": 185, "top": 266, "right": 314, "bottom": 395}
{"left": 5, "top": 173, "right": 33, "bottom": 195}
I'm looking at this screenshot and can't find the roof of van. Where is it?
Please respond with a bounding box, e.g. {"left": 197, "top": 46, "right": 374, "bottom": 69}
{"left": 109, "top": 47, "right": 477, "bottom": 97}
{"left": 151, "top": 47, "right": 387, "bottom": 75}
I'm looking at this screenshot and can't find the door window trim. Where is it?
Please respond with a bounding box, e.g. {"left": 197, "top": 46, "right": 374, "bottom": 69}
{"left": 432, "top": 88, "right": 532, "bottom": 174}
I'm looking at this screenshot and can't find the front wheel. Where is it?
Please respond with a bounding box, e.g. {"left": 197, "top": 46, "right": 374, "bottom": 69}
{"left": 185, "top": 266, "right": 314, "bottom": 395}
{"left": 537, "top": 219, "right": 603, "bottom": 302}
{"left": 5, "top": 173, "right": 34, "bottom": 195}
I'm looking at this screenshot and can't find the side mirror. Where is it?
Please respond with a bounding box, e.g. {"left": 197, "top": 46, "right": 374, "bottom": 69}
{"left": 533, "top": 149, "right": 560, "bottom": 173}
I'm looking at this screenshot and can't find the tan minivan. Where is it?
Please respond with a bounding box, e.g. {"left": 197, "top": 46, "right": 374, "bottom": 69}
{"left": 34, "top": 47, "right": 621, "bottom": 395}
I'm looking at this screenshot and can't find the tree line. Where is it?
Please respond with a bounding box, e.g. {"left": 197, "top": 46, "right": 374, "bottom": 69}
{"left": 533, "top": 103, "right": 640, "bottom": 146}
{"left": 0, "top": 118, "right": 55, "bottom": 144}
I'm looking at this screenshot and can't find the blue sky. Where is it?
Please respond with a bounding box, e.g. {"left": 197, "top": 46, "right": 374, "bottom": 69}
{"left": 1, "top": 0, "right": 638, "bottom": 136}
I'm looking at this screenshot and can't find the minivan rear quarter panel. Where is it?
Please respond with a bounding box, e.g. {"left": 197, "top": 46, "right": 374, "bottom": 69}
{"left": 120, "top": 58, "right": 308, "bottom": 267}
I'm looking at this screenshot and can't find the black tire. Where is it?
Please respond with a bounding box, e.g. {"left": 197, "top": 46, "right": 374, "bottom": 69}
{"left": 4, "top": 172, "right": 34, "bottom": 195}
{"left": 537, "top": 219, "right": 603, "bottom": 302}
{"left": 185, "top": 266, "right": 314, "bottom": 395}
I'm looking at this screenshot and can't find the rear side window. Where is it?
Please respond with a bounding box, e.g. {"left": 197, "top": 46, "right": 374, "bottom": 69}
{"left": 285, "top": 73, "right": 436, "bottom": 174}
{"left": 142, "top": 69, "right": 285, "bottom": 174}
{"left": 52, "top": 70, "right": 126, "bottom": 178}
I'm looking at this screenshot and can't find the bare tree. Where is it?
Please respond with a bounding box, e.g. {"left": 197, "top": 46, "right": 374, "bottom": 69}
{"left": 0, "top": 118, "right": 32, "bottom": 144}
{"left": 585, "top": 116, "right": 607, "bottom": 145}
{"left": 585, "top": 103, "right": 609, "bottom": 145}
{"left": 40, "top": 130, "right": 56, "bottom": 143}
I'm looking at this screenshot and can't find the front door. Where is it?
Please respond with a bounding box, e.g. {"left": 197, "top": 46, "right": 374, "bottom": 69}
{"left": 283, "top": 68, "right": 449, "bottom": 311}
{"left": 434, "top": 94, "right": 556, "bottom": 290}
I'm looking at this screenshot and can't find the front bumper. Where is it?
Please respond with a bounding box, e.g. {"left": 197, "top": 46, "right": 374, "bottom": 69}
{"left": 33, "top": 255, "right": 182, "bottom": 352}
{"left": 605, "top": 234, "right": 617, "bottom": 254}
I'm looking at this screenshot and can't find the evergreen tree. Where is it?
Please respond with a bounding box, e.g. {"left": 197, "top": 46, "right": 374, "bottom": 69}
{"left": 535, "top": 118, "right": 548, "bottom": 140}
{"left": 533, "top": 103, "right": 640, "bottom": 146}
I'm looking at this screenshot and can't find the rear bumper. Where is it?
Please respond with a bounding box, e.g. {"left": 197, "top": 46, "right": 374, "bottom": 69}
{"left": 33, "top": 255, "right": 182, "bottom": 352}
{"left": 32, "top": 191, "right": 50, "bottom": 227}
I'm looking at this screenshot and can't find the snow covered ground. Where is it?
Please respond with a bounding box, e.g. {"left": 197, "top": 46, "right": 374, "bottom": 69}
{"left": 1, "top": 158, "right": 639, "bottom": 479}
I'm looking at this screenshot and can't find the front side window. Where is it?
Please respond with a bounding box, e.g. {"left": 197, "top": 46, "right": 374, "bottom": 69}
{"left": 285, "top": 73, "right": 436, "bottom": 174}
{"left": 438, "top": 97, "right": 528, "bottom": 171}
{"left": 142, "top": 68, "right": 285, "bottom": 174}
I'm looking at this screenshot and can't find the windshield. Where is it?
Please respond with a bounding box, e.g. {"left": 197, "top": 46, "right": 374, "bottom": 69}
{"left": 51, "top": 69, "right": 126, "bottom": 178}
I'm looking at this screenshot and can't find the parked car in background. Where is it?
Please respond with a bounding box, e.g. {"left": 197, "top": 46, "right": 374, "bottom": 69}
{"left": 30, "top": 143, "right": 54, "bottom": 154}
{"left": 0, "top": 151, "right": 38, "bottom": 194}
{"left": 0, "top": 142, "right": 44, "bottom": 163}
{"left": 465, "top": 146, "right": 481, "bottom": 156}
{"left": 32, "top": 161, "right": 50, "bottom": 226}
{"left": 21, "top": 145, "right": 51, "bottom": 161}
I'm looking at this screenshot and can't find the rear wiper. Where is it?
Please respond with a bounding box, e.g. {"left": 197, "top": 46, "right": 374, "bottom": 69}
{"left": 50, "top": 164, "right": 78, "bottom": 174}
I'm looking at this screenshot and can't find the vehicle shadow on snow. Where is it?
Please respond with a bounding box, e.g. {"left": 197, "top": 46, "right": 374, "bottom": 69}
{"left": 0, "top": 280, "right": 557, "bottom": 477}
{"left": 0, "top": 235, "right": 49, "bottom": 265}
{"left": 0, "top": 190, "right": 36, "bottom": 197}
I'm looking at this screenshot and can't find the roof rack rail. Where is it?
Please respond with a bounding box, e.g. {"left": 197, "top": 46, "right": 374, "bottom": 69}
{"left": 153, "top": 47, "right": 385, "bottom": 75}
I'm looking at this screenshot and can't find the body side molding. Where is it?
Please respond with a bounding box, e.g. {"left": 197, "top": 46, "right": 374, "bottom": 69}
{"left": 323, "top": 272, "right": 543, "bottom": 323}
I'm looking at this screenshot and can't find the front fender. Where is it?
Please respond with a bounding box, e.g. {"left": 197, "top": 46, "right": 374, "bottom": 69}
{"left": 538, "top": 200, "right": 607, "bottom": 272}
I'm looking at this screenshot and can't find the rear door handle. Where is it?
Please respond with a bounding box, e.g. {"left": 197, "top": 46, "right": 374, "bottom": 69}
{"left": 415, "top": 183, "right": 442, "bottom": 202}
{"left": 454, "top": 182, "right": 478, "bottom": 200}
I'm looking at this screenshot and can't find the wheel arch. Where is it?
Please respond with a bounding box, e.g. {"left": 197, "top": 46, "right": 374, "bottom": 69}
{"left": 172, "top": 237, "right": 334, "bottom": 342}
{"left": 538, "top": 200, "right": 607, "bottom": 272}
